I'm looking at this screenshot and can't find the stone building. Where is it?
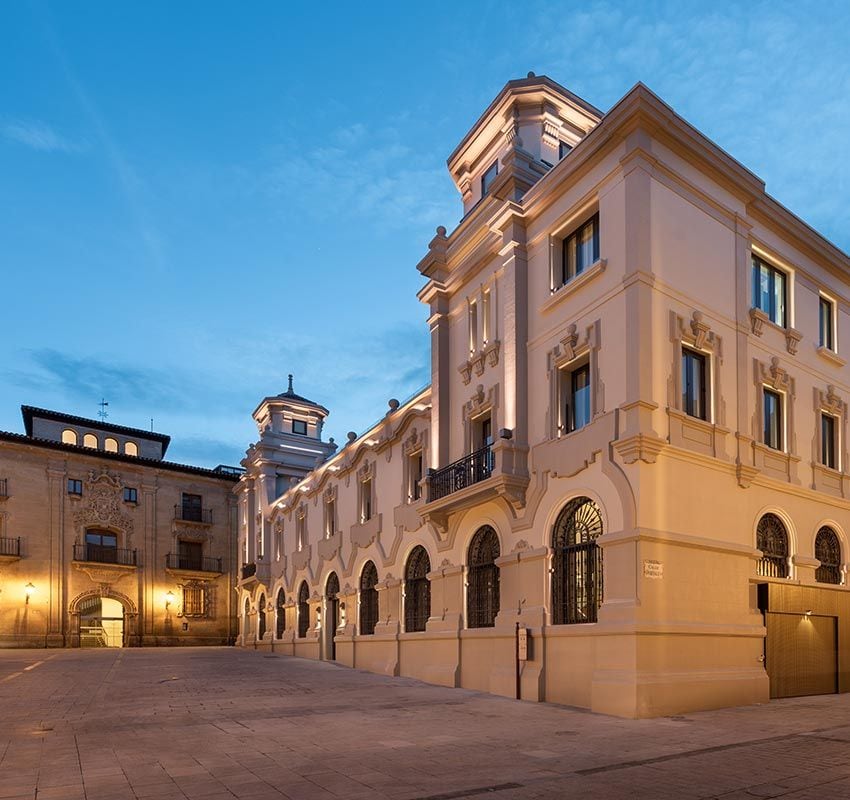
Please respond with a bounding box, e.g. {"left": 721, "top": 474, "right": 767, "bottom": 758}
{"left": 0, "top": 406, "right": 240, "bottom": 647}
{"left": 236, "top": 73, "right": 850, "bottom": 718}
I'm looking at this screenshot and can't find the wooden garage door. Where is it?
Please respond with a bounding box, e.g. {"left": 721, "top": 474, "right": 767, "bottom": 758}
{"left": 765, "top": 612, "right": 837, "bottom": 699}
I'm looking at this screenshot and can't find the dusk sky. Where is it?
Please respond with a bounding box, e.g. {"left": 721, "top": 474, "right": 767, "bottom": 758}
{"left": 3, "top": 1, "right": 850, "bottom": 468}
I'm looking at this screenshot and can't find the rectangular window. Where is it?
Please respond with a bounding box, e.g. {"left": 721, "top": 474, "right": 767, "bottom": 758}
{"left": 561, "top": 214, "right": 599, "bottom": 286}
{"left": 410, "top": 451, "right": 423, "bottom": 502}
{"left": 763, "top": 388, "right": 783, "bottom": 451}
{"left": 468, "top": 300, "right": 478, "bottom": 355}
{"left": 178, "top": 540, "right": 203, "bottom": 571}
{"left": 67, "top": 479, "right": 83, "bottom": 495}
{"left": 325, "top": 500, "right": 335, "bottom": 538}
{"left": 361, "top": 479, "right": 372, "bottom": 523}
{"left": 481, "top": 161, "right": 498, "bottom": 195}
{"left": 822, "top": 413, "right": 837, "bottom": 469}
{"left": 752, "top": 255, "right": 787, "bottom": 327}
{"left": 559, "top": 141, "right": 572, "bottom": 159}
{"left": 296, "top": 515, "right": 306, "bottom": 551}
{"left": 561, "top": 363, "right": 591, "bottom": 433}
{"left": 292, "top": 419, "right": 307, "bottom": 435}
{"left": 274, "top": 529, "right": 281, "bottom": 561}
{"left": 820, "top": 296, "right": 835, "bottom": 351}
{"left": 182, "top": 585, "right": 206, "bottom": 617}
{"left": 682, "top": 348, "right": 708, "bottom": 420}
{"left": 181, "top": 493, "right": 202, "bottom": 522}
{"left": 474, "top": 415, "right": 493, "bottom": 450}
{"left": 123, "top": 487, "right": 137, "bottom": 503}
{"left": 482, "top": 290, "right": 491, "bottom": 346}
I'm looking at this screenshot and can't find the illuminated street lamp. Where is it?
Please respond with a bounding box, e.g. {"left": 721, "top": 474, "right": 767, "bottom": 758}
{"left": 165, "top": 590, "right": 175, "bottom": 611}
{"left": 24, "top": 582, "right": 35, "bottom": 604}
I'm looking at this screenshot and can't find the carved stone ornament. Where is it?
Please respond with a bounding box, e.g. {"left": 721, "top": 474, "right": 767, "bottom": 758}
{"left": 542, "top": 118, "right": 563, "bottom": 148}
{"left": 785, "top": 327, "right": 803, "bottom": 355}
{"left": 819, "top": 385, "right": 845, "bottom": 417}
{"left": 689, "top": 311, "right": 712, "bottom": 351}
{"left": 749, "top": 307, "right": 768, "bottom": 337}
{"left": 356, "top": 461, "right": 374, "bottom": 482}
{"left": 402, "top": 428, "right": 420, "bottom": 456}
{"left": 511, "top": 539, "right": 530, "bottom": 553}
{"left": 323, "top": 485, "right": 337, "bottom": 503}
{"left": 472, "top": 353, "right": 486, "bottom": 377}
{"left": 485, "top": 340, "right": 501, "bottom": 368}
{"left": 73, "top": 468, "right": 133, "bottom": 544}
{"left": 464, "top": 384, "right": 493, "bottom": 418}
{"left": 560, "top": 324, "right": 579, "bottom": 362}
{"left": 760, "top": 357, "right": 792, "bottom": 392}
{"left": 458, "top": 361, "right": 473, "bottom": 386}
{"left": 440, "top": 558, "right": 452, "bottom": 568}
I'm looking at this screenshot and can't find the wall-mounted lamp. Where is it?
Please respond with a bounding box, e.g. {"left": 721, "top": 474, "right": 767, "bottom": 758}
{"left": 805, "top": 609, "right": 813, "bottom": 617}
{"left": 24, "top": 582, "right": 35, "bottom": 604}
{"left": 165, "top": 591, "right": 175, "bottom": 611}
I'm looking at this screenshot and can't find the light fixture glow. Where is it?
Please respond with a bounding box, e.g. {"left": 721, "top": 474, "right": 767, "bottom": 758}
{"left": 24, "top": 582, "right": 35, "bottom": 604}
{"left": 165, "top": 591, "right": 175, "bottom": 610}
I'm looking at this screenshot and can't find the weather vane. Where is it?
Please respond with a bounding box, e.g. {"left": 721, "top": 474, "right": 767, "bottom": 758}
{"left": 98, "top": 398, "right": 109, "bottom": 422}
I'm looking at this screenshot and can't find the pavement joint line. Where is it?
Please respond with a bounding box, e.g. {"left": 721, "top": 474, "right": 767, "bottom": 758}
{"left": 574, "top": 727, "right": 846, "bottom": 775}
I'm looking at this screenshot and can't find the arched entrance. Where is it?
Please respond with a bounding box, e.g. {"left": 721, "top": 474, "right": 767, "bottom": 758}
{"left": 323, "top": 573, "right": 339, "bottom": 661}
{"left": 69, "top": 590, "right": 137, "bottom": 647}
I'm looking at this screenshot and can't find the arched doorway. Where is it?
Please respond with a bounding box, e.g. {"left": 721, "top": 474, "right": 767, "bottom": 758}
{"left": 323, "top": 572, "right": 339, "bottom": 661}
{"left": 70, "top": 590, "right": 136, "bottom": 647}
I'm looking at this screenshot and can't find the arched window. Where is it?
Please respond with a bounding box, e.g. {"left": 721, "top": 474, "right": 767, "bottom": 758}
{"left": 297, "top": 582, "right": 310, "bottom": 638}
{"left": 815, "top": 527, "right": 842, "bottom": 585}
{"left": 404, "top": 546, "right": 431, "bottom": 632}
{"left": 359, "top": 561, "right": 379, "bottom": 636}
{"left": 62, "top": 429, "right": 78, "bottom": 445}
{"left": 104, "top": 437, "right": 118, "bottom": 453}
{"left": 83, "top": 433, "right": 98, "bottom": 449}
{"left": 326, "top": 572, "right": 340, "bottom": 631}
{"left": 552, "top": 497, "right": 604, "bottom": 625}
{"left": 124, "top": 441, "right": 138, "bottom": 457}
{"left": 757, "top": 513, "right": 790, "bottom": 578}
{"left": 467, "top": 526, "right": 500, "bottom": 628}
{"left": 275, "top": 589, "right": 286, "bottom": 638}
{"left": 257, "top": 593, "right": 266, "bottom": 640}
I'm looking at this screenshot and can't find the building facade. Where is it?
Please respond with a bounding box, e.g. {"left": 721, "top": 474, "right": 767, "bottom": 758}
{"left": 236, "top": 74, "right": 850, "bottom": 718}
{"left": 0, "top": 406, "right": 240, "bottom": 647}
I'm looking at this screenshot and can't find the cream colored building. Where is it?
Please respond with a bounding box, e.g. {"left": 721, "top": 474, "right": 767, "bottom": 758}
{"left": 0, "top": 406, "right": 240, "bottom": 647}
{"left": 236, "top": 74, "right": 850, "bottom": 718}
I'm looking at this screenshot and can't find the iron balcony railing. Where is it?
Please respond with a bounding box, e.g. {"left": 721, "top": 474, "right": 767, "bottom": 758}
{"left": 165, "top": 553, "right": 222, "bottom": 573}
{"left": 74, "top": 543, "right": 137, "bottom": 567}
{"left": 0, "top": 478, "right": 7, "bottom": 498}
{"left": 428, "top": 445, "right": 495, "bottom": 502}
{"left": 0, "top": 537, "right": 20, "bottom": 557}
{"left": 241, "top": 562, "right": 257, "bottom": 580}
{"left": 174, "top": 505, "right": 213, "bottom": 524}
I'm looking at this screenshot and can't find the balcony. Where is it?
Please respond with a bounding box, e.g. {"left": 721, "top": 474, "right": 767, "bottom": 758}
{"left": 165, "top": 552, "right": 222, "bottom": 579}
{"left": 74, "top": 544, "right": 137, "bottom": 566}
{"left": 238, "top": 560, "right": 269, "bottom": 589}
{"left": 0, "top": 536, "right": 21, "bottom": 564}
{"left": 174, "top": 505, "right": 213, "bottom": 525}
{"left": 429, "top": 445, "right": 495, "bottom": 501}
{"left": 423, "top": 441, "right": 529, "bottom": 534}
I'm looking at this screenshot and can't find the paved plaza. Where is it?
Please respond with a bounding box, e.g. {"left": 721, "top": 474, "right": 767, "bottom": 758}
{"left": 1, "top": 648, "right": 850, "bottom": 800}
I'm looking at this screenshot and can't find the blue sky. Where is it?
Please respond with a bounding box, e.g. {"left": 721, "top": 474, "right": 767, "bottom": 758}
{"left": 2, "top": 1, "right": 849, "bottom": 467}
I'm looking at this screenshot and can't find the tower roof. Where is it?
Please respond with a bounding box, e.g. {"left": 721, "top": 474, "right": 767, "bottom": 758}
{"left": 275, "top": 374, "right": 328, "bottom": 413}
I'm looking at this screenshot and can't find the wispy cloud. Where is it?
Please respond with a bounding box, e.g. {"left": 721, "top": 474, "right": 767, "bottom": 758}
{"left": 259, "top": 122, "right": 456, "bottom": 231}
{"left": 1, "top": 119, "right": 82, "bottom": 153}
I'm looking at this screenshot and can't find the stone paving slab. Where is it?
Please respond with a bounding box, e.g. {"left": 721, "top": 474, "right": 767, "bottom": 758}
{"left": 1, "top": 648, "right": 850, "bottom": 799}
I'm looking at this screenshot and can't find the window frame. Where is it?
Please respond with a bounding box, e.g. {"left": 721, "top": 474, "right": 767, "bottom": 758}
{"left": 560, "top": 213, "right": 600, "bottom": 288}
{"left": 123, "top": 486, "right": 138, "bottom": 504}
{"left": 67, "top": 478, "right": 83, "bottom": 496}
{"left": 558, "top": 140, "right": 572, "bottom": 159}
{"left": 751, "top": 254, "right": 788, "bottom": 328}
{"left": 821, "top": 412, "right": 838, "bottom": 470}
{"left": 292, "top": 419, "right": 308, "bottom": 436}
{"left": 681, "top": 347, "right": 708, "bottom": 421}
{"left": 820, "top": 294, "right": 836, "bottom": 352}
{"left": 481, "top": 160, "right": 498, "bottom": 195}
{"left": 763, "top": 387, "right": 784, "bottom": 451}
